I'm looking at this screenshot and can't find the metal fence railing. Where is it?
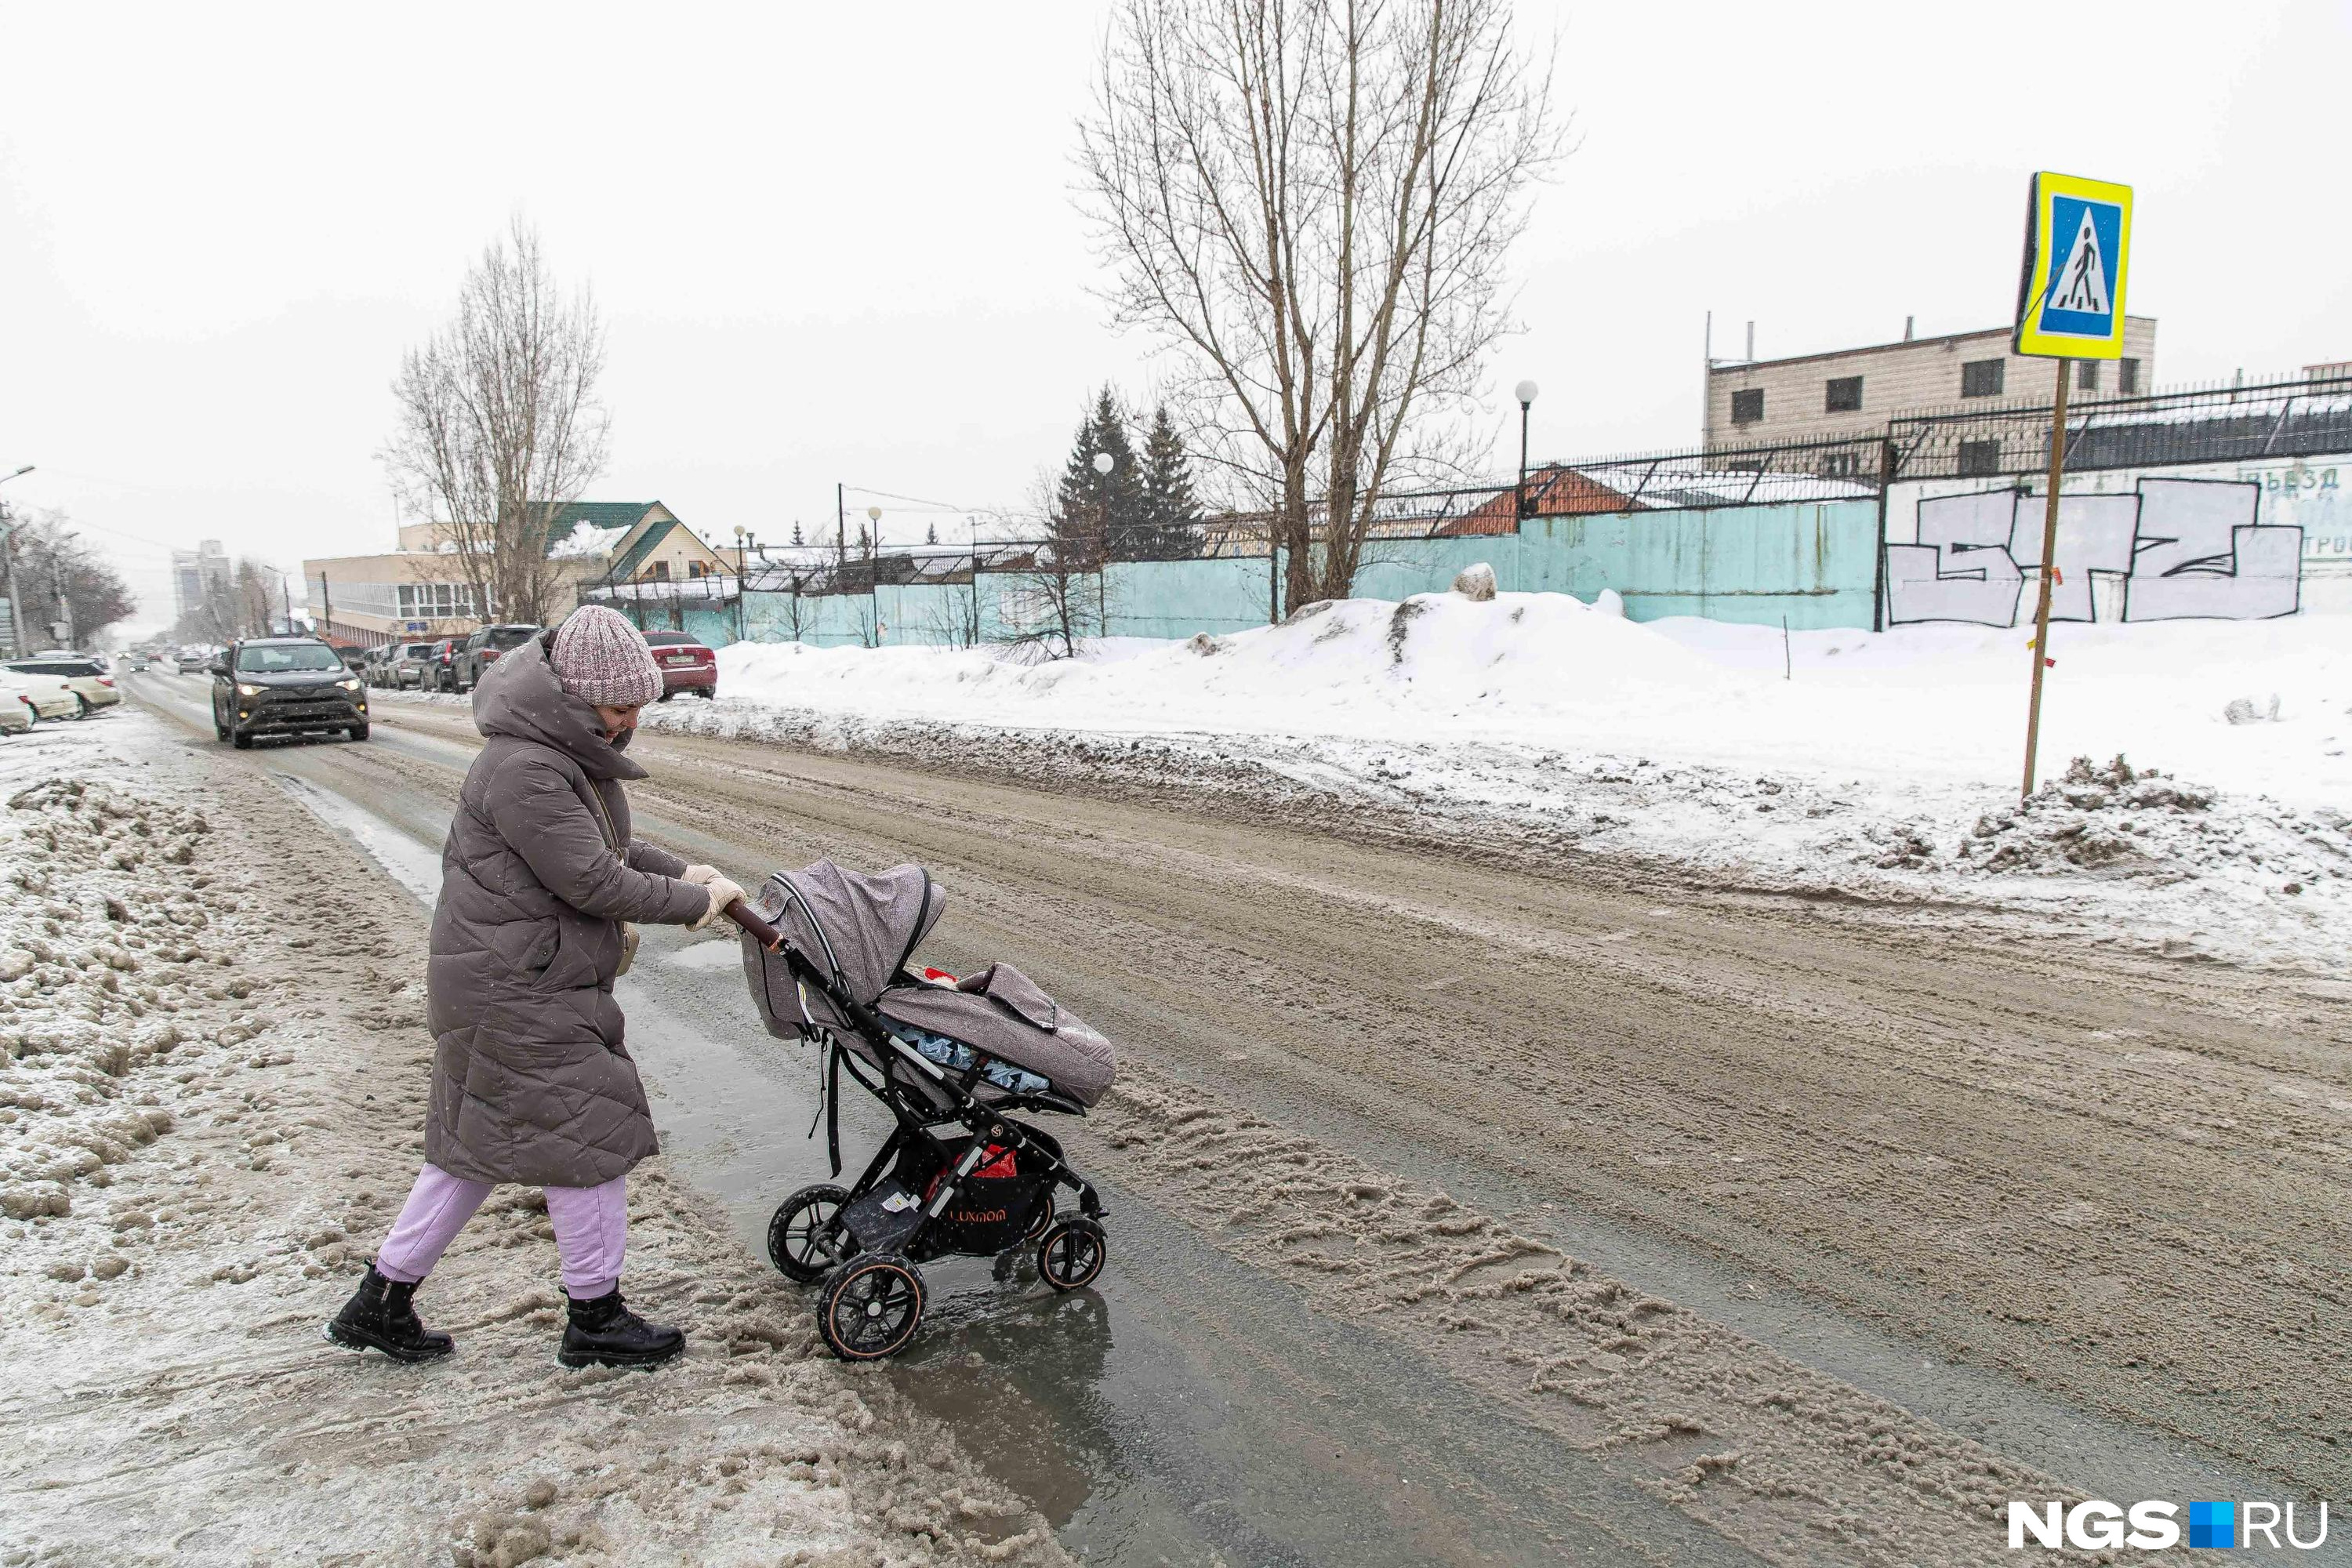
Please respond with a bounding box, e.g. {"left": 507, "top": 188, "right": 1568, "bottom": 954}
{"left": 1885, "top": 371, "right": 2352, "bottom": 481}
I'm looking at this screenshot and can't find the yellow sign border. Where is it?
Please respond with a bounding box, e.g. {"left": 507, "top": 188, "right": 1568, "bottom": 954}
{"left": 2013, "top": 170, "right": 2132, "bottom": 361}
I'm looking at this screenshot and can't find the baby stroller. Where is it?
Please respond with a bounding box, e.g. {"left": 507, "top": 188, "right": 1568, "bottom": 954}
{"left": 730, "top": 861, "right": 1114, "bottom": 1360}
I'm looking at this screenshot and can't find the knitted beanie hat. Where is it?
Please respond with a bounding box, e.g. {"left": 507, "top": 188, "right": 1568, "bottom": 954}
{"left": 550, "top": 605, "right": 663, "bottom": 708}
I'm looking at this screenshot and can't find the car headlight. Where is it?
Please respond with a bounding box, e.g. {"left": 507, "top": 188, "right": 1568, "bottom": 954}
{"left": 237, "top": 683, "right": 264, "bottom": 696}
{"left": 337, "top": 677, "right": 361, "bottom": 691}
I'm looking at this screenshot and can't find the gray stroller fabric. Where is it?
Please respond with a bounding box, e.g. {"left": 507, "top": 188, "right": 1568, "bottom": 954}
{"left": 739, "top": 859, "right": 1116, "bottom": 1106}
{"left": 880, "top": 964, "right": 1116, "bottom": 1107}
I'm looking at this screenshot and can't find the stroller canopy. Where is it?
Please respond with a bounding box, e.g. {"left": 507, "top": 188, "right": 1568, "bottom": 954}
{"left": 742, "top": 858, "right": 1116, "bottom": 1109}
{"left": 770, "top": 860, "right": 944, "bottom": 1004}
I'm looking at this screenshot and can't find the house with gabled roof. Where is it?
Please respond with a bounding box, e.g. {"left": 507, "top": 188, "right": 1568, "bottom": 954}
{"left": 310, "top": 501, "right": 735, "bottom": 644}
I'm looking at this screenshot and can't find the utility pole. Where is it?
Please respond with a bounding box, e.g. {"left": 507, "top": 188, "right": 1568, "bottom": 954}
{"left": 836, "top": 482, "right": 847, "bottom": 575}
{"left": 281, "top": 571, "right": 293, "bottom": 635}
{"left": 320, "top": 572, "right": 333, "bottom": 640}
{"left": 52, "top": 543, "right": 76, "bottom": 650}
{"left": 0, "top": 503, "right": 26, "bottom": 659}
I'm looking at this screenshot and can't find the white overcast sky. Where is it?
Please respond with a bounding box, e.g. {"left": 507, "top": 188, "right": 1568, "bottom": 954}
{"left": 5, "top": 0, "right": 2347, "bottom": 630}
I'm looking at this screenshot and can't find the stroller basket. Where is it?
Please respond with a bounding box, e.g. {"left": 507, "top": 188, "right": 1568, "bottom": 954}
{"left": 726, "top": 860, "right": 1113, "bottom": 1362}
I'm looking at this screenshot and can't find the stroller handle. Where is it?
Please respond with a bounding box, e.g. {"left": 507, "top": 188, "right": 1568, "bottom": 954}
{"left": 724, "top": 898, "right": 786, "bottom": 952}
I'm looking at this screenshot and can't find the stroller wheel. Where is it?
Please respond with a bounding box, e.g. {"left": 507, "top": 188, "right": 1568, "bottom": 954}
{"left": 1022, "top": 1190, "right": 1057, "bottom": 1242}
{"left": 818, "top": 1254, "right": 927, "bottom": 1361}
{"left": 1036, "top": 1216, "right": 1107, "bottom": 1292}
{"left": 768, "top": 1184, "right": 855, "bottom": 1283}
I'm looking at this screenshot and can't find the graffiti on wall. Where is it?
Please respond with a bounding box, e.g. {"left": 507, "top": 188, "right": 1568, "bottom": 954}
{"left": 1886, "top": 477, "right": 2303, "bottom": 626}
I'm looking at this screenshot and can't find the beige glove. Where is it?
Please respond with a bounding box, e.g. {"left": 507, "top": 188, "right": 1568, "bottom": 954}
{"left": 690, "top": 875, "right": 747, "bottom": 932}
{"left": 682, "top": 863, "right": 724, "bottom": 887}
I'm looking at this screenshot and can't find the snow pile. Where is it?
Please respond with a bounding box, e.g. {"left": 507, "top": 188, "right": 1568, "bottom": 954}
{"left": 0, "top": 779, "right": 225, "bottom": 1229}
{"left": 550, "top": 520, "right": 629, "bottom": 560}
{"left": 716, "top": 590, "right": 1764, "bottom": 746}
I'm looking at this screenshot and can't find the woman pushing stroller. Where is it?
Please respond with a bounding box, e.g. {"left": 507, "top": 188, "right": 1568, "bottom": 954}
{"left": 326, "top": 605, "right": 746, "bottom": 1368}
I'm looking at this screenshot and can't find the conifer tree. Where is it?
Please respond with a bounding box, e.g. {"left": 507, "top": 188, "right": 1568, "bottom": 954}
{"left": 1051, "top": 387, "right": 1145, "bottom": 561}
{"left": 1138, "top": 405, "right": 1203, "bottom": 559}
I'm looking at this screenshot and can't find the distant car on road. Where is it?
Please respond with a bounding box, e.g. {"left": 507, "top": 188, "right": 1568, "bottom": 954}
{"left": 210, "top": 637, "right": 369, "bottom": 749}
{"left": 387, "top": 640, "right": 441, "bottom": 689}
{"left": 642, "top": 630, "right": 718, "bottom": 700}
{"left": 176, "top": 648, "right": 214, "bottom": 674}
{"left": 3, "top": 655, "right": 121, "bottom": 717}
{"left": 455, "top": 624, "right": 541, "bottom": 691}
{"left": 125, "top": 651, "right": 151, "bottom": 672}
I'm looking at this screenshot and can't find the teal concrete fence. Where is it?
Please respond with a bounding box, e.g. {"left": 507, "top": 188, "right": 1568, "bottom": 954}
{"left": 648, "top": 497, "right": 1882, "bottom": 650}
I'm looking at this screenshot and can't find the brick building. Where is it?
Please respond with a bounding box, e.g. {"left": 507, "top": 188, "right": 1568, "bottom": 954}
{"left": 1702, "top": 318, "right": 2158, "bottom": 452}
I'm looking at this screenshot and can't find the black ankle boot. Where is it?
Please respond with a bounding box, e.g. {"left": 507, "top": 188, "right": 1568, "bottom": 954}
{"left": 557, "top": 1288, "right": 684, "bottom": 1369}
{"left": 325, "top": 1264, "right": 455, "bottom": 1363}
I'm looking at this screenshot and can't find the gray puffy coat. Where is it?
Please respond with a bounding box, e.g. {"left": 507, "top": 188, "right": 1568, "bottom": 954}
{"left": 424, "top": 633, "right": 707, "bottom": 1187}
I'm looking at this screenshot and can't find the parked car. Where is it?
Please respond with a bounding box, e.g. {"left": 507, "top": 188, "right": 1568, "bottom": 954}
{"left": 455, "top": 624, "right": 542, "bottom": 691}
{"left": 423, "top": 637, "right": 463, "bottom": 692}
{"left": 641, "top": 630, "right": 718, "bottom": 700}
{"left": 210, "top": 637, "right": 369, "bottom": 749}
{"left": 0, "top": 673, "right": 50, "bottom": 733}
{"left": 4, "top": 667, "right": 80, "bottom": 721}
{"left": 387, "top": 640, "right": 441, "bottom": 689}
{"left": 3, "top": 656, "right": 121, "bottom": 717}
{"left": 361, "top": 644, "right": 399, "bottom": 688}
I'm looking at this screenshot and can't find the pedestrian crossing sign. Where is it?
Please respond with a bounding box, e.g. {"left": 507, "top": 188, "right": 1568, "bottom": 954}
{"left": 2013, "top": 171, "right": 2132, "bottom": 359}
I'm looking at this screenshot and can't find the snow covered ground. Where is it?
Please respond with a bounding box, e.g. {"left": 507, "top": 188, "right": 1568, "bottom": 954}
{"left": 590, "top": 591, "right": 2348, "bottom": 971}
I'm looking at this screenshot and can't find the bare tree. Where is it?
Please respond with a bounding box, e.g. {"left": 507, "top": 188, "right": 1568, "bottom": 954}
{"left": 1081, "top": 0, "right": 1556, "bottom": 613}
{"left": 383, "top": 218, "right": 609, "bottom": 626}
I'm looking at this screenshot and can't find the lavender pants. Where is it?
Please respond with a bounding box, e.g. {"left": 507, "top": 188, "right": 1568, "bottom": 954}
{"left": 373, "top": 1163, "right": 627, "bottom": 1301}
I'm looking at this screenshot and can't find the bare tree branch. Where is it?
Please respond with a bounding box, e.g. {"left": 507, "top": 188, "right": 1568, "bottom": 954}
{"left": 1080, "top": 0, "right": 1557, "bottom": 612}
{"left": 380, "top": 217, "right": 608, "bottom": 626}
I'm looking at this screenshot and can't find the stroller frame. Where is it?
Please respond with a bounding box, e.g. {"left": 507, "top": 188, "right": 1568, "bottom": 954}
{"left": 731, "top": 888, "right": 1106, "bottom": 1357}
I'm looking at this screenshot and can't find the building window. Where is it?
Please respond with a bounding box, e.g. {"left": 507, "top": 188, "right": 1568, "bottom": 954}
{"left": 688, "top": 560, "right": 707, "bottom": 579}
{"left": 397, "top": 582, "right": 477, "bottom": 619}
{"left": 2077, "top": 361, "right": 2100, "bottom": 391}
{"left": 648, "top": 560, "right": 670, "bottom": 581}
{"left": 1824, "top": 376, "right": 1863, "bottom": 412}
{"left": 1961, "top": 359, "right": 2005, "bottom": 399}
{"left": 2119, "top": 358, "right": 2140, "bottom": 394}
{"left": 1819, "top": 451, "right": 1860, "bottom": 477}
{"left": 1730, "top": 388, "right": 1764, "bottom": 425}
{"left": 1957, "top": 439, "right": 2003, "bottom": 477}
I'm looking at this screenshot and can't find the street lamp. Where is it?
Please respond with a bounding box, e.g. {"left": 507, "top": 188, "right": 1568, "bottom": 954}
{"left": 1090, "top": 451, "right": 1116, "bottom": 638}
{"left": 1514, "top": 381, "right": 1539, "bottom": 519}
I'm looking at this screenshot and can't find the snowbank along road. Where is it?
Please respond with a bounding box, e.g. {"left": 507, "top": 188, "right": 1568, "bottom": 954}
{"left": 15, "top": 677, "right": 2349, "bottom": 1566}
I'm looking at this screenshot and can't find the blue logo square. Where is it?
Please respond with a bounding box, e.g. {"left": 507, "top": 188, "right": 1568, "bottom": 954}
{"left": 2189, "top": 1500, "right": 2237, "bottom": 1548}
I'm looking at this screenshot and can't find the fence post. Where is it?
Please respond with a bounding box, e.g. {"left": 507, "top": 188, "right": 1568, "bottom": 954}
{"left": 1871, "top": 437, "right": 1895, "bottom": 633}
